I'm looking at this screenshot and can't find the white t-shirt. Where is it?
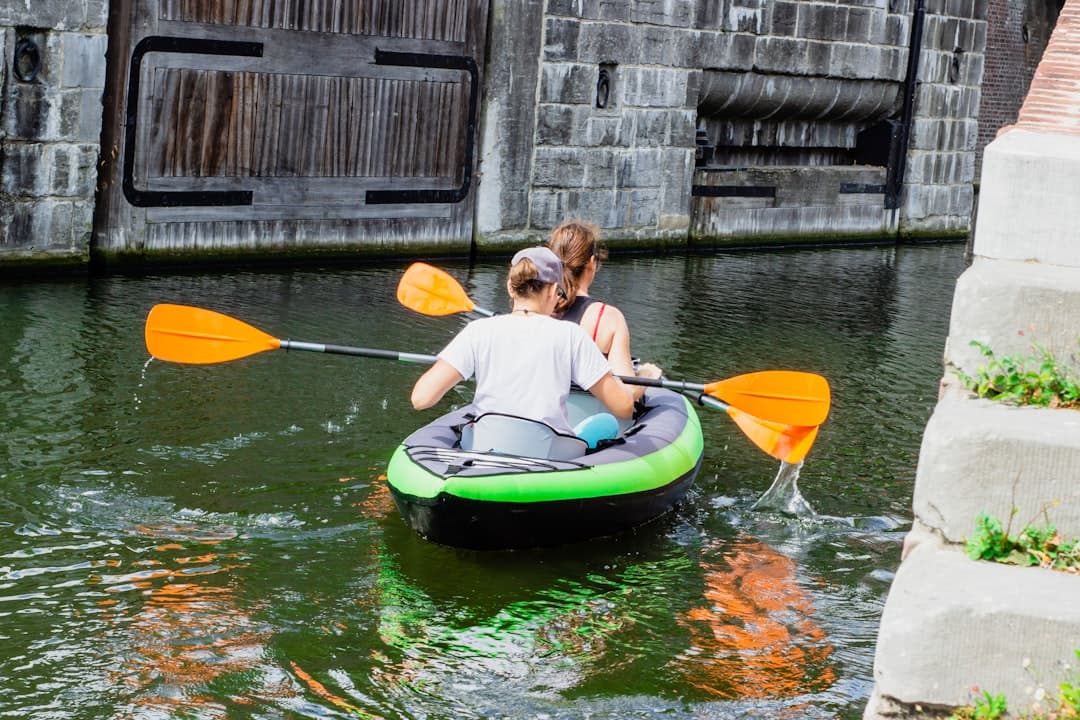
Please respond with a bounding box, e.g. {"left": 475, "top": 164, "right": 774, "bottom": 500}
{"left": 438, "top": 313, "right": 612, "bottom": 434}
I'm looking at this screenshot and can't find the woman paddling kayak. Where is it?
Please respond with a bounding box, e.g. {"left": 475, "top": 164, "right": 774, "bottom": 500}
{"left": 410, "top": 246, "right": 635, "bottom": 448}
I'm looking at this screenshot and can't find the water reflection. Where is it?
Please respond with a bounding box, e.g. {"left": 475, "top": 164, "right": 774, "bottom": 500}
{"left": 674, "top": 536, "right": 836, "bottom": 700}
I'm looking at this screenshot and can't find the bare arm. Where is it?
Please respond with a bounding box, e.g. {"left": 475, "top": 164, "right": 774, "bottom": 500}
{"left": 600, "top": 306, "right": 658, "bottom": 401}
{"left": 411, "top": 359, "right": 465, "bottom": 410}
{"left": 587, "top": 372, "right": 635, "bottom": 420}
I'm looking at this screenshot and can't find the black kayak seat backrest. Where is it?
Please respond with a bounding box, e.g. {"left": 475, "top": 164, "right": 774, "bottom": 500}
{"left": 462, "top": 412, "right": 588, "bottom": 461}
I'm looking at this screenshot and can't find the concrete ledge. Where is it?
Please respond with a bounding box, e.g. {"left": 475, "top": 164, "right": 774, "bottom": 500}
{"left": 866, "top": 528, "right": 1080, "bottom": 718}
{"left": 974, "top": 129, "right": 1080, "bottom": 268}
{"left": 913, "top": 397, "right": 1080, "bottom": 543}
{"left": 945, "top": 257, "right": 1080, "bottom": 376}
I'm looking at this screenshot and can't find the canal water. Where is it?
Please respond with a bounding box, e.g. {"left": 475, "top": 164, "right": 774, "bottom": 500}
{"left": 0, "top": 243, "right": 967, "bottom": 719}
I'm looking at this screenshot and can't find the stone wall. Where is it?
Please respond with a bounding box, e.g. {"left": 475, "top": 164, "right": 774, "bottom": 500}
{"left": 0, "top": 0, "right": 108, "bottom": 269}
{"left": 477, "top": 0, "right": 989, "bottom": 249}
{"left": 901, "top": 0, "right": 986, "bottom": 237}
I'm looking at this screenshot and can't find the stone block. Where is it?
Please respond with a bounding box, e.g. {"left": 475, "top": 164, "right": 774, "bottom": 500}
{"left": 633, "top": 109, "right": 669, "bottom": 146}
{"left": 830, "top": 44, "right": 886, "bottom": 80}
{"left": 797, "top": 4, "right": 838, "bottom": 41}
{"left": 622, "top": 68, "right": 688, "bottom": 109}
{"left": 535, "top": 104, "right": 591, "bottom": 145}
{"left": 753, "top": 37, "right": 805, "bottom": 74}
{"left": 566, "top": 188, "right": 620, "bottom": 227}
{"left": 723, "top": 3, "right": 763, "bottom": 33}
{"left": 86, "top": 0, "right": 109, "bottom": 28}
{"left": 628, "top": 188, "right": 660, "bottom": 225}
{"left": 2, "top": 198, "right": 78, "bottom": 251}
{"left": 975, "top": 130, "right": 1080, "bottom": 268}
{"left": 885, "top": 13, "right": 911, "bottom": 46}
{"left": 547, "top": 0, "right": 631, "bottom": 21}
{"left": 692, "top": 31, "right": 755, "bottom": 71}
{"left": 2, "top": 143, "right": 47, "bottom": 196}
{"left": 913, "top": 397, "right": 1080, "bottom": 543}
{"left": 945, "top": 258, "right": 1080, "bottom": 380}
{"left": 660, "top": 148, "right": 693, "bottom": 215}
{"left": 47, "top": 200, "right": 75, "bottom": 248}
{"left": 585, "top": 115, "right": 633, "bottom": 147}
{"left": 583, "top": 149, "right": 616, "bottom": 188}
{"left": 868, "top": 530, "right": 1080, "bottom": 716}
{"left": 846, "top": 6, "right": 874, "bottom": 42}
{"left": 630, "top": 0, "right": 694, "bottom": 27}
{"left": 577, "top": 21, "right": 634, "bottom": 64}
{"left": 529, "top": 190, "right": 569, "bottom": 229}
{"left": 667, "top": 109, "right": 696, "bottom": 146}
{"left": 868, "top": 9, "right": 891, "bottom": 45}
{"left": 616, "top": 148, "right": 662, "bottom": 187}
{"left": 57, "top": 88, "right": 104, "bottom": 143}
{"left": 60, "top": 33, "right": 107, "bottom": 89}
{"left": 950, "top": 182, "right": 974, "bottom": 217}
{"left": 770, "top": 1, "right": 798, "bottom": 36}
{"left": 544, "top": 17, "right": 580, "bottom": 62}
{"left": 498, "top": 190, "right": 529, "bottom": 228}
{"left": 532, "top": 147, "right": 586, "bottom": 187}
{"left": 3, "top": 83, "right": 61, "bottom": 141}
{"left": 539, "top": 63, "right": 595, "bottom": 105}
{"left": 49, "top": 144, "right": 100, "bottom": 197}
{"left": 638, "top": 26, "right": 680, "bottom": 66}
{"left": 805, "top": 40, "right": 833, "bottom": 74}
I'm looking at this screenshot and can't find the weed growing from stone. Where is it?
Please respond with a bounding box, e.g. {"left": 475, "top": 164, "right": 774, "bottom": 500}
{"left": 953, "top": 340, "right": 1080, "bottom": 409}
{"left": 948, "top": 650, "right": 1080, "bottom": 719}
{"left": 966, "top": 511, "right": 1080, "bottom": 572}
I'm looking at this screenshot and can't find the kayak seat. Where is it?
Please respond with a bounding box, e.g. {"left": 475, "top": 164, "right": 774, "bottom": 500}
{"left": 461, "top": 413, "right": 588, "bottom": 461}
{"left": 572, "top": 412, "right": 619, "bottom": 449}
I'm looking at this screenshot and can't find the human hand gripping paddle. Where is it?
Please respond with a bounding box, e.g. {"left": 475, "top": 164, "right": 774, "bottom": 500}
{"left": 144, "top": 303, "right": 824, "bottom": 463}
{"left": 395, "top": 262, "right": 830, "bottom": 463}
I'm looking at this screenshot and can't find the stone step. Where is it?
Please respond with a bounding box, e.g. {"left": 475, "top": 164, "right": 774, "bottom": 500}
{"left": 865, "top": 527, "right": 1080, "bottom": 719}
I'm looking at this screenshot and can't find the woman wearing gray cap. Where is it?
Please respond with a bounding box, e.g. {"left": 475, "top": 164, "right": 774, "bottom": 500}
{"left": 410, "top": 246, "right": 635, "bottom": 444}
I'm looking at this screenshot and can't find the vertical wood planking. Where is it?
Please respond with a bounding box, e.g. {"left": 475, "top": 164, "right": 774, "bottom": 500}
{"left": 158, "top": 0, "right": 471, "bottom": 40}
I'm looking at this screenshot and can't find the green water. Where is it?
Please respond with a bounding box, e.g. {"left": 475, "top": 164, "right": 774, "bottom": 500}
{"left": 0, "top": 243, "right": 967, "bottom": 718}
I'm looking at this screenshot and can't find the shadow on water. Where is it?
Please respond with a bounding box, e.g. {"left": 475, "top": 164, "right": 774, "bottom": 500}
{"left": 0, "top": 243, "right": 967, "bottom": 719}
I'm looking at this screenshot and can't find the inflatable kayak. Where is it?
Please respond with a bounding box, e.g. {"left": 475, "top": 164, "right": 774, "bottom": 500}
{"left": 386, "top": 388, "right": 704, "bottom": 549}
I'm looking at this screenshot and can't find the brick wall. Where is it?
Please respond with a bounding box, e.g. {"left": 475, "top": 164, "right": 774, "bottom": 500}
{"left": 975, "top": 0, "right": 1061, "bottom": 177}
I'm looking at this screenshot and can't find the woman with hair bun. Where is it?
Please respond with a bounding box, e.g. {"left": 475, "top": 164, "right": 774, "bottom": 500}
{"left": 548, "top": 220, "right": 662, "bottom": 400}
{"left": 410, "top": 246, "right": 635, "bottom": 438}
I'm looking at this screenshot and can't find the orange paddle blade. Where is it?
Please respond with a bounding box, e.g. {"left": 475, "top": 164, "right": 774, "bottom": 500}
{"left": 397, "top": 262, "right": 476, "bottom": 317}
{"left": 145, "top": 304, "right": 281, "bottom": 364}
{"left": 706, "top": 371, "right": 830, "bottom": 427}
{"left": 726, "top": 407, "right": 819, "bottom": 464}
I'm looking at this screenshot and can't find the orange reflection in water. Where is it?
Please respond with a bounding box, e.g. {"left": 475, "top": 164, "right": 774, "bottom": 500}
{"left": 97, "top": 535, "right": 274, "bottom": 718}
{"left": 674, "top": 538, "right": 837, "bottom": 700}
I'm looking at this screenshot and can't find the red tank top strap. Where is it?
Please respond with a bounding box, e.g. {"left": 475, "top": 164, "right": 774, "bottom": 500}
{"left": 591, "top": 303, "right": 607, "bottom": 342}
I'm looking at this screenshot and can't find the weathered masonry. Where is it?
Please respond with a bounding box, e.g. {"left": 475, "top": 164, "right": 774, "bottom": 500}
{"left": 0, "top": 0, "right": 1061, "bottom": 268}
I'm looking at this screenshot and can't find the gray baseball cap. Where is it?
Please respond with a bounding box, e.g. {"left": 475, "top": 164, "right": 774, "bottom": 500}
{"left": 511, "top": 246, "right": 565, "bottom": 291}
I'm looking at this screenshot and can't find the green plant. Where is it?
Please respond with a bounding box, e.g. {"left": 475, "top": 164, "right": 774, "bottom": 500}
{"left": 965, "top": 512, "right": 1080, "bottom": 571}
{"left": 949, "top": 651, "right": 1080, "bottom": 718}
{"left": 953, "top": 340, "right": 1080, "bottom": 409}
{"left": 950, "top": 690, "right": 1008, "bottom": 719}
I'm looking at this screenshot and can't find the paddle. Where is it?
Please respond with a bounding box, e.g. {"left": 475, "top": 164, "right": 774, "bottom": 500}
{"left": 397, "top": 262, "right": 831, "bottom": 427}
{"left": 144, "top": 303, "right": 817, "bottom": 463}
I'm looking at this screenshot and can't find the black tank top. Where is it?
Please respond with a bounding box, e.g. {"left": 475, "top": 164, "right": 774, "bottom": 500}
{"left": 559, "top": 295, "right": 599, "bottom": 325}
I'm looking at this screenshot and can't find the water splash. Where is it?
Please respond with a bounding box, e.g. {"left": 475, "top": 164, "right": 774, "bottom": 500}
{"left": 751, "top": 461, "right": 816, "bottom": 517}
